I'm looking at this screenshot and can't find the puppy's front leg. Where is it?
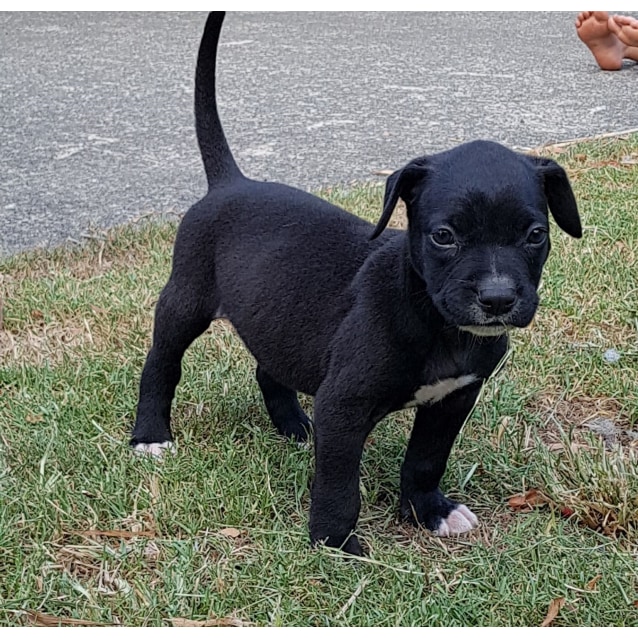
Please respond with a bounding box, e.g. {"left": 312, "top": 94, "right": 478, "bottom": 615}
{"left": 309, "top": 393, "right": 378, "bottom": 556}
{"left": 400, "top": 384, "right": 482, "bottom": 536}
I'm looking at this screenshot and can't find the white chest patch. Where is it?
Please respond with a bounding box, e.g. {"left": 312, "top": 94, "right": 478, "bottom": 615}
{"left": 404, "top": 374, "right": 478, "bottom": 408}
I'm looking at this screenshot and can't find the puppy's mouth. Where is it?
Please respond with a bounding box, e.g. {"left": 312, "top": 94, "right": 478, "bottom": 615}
{"left": 435, "top": 288, "right": 538, "bottom": 337}
{"left": 458, "top": 324, "right": 510, "bottom": 337}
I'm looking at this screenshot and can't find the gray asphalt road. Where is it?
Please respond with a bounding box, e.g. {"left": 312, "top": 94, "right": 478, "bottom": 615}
{"left": 1, "top": 12, "right": 637, "bottom": 257}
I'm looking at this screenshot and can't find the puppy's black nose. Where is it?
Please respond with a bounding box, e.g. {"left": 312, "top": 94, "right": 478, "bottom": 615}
{"left": 477, "top": 284, "right": 517, "bottom": 316}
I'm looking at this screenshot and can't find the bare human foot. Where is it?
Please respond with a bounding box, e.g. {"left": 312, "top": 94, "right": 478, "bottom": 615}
{"left": 575, "top": 11, "right": 625, "bottom": 70}
{"left": 608, "top": 14, "right": 638, "bottom": 61}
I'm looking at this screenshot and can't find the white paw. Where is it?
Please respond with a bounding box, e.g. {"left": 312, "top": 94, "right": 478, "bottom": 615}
{"left": 133, "top": 441, "right": 176, "bottom": 458}
{"left": 434, "top": 504, "right": 479, "bottom": 536}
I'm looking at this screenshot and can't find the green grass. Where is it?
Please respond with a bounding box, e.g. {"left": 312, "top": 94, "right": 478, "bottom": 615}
{"left": 1, "top": 135, "right": 637, "bottom": 626}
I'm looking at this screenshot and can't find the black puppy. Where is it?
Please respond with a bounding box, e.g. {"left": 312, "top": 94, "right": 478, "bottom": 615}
{"left": 132, "top": 12, "right": 581, "bottom": 555}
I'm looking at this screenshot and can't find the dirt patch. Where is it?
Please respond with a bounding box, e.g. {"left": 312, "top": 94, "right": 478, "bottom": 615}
{"left": 528, "top": 394, "right": 638, "bottom": 538}
{"left": 1, "top": 218, "right": 175, "bottom": 286}
{"left": 0, "top": 319, "right": 93, "bottom": 366}
{"left": 530, "top": 394, "right": 636, "bottom": 450}
{"left": 0, "top": 304, "right": 240, "bottom": 367}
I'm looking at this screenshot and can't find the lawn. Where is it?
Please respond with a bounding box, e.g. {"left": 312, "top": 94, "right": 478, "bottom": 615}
{"left": 0, "top": 135, "right": 637, "bottom": 626}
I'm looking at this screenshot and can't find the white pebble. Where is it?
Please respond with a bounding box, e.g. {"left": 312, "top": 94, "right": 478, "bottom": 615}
{"left": 602, "top": 349, "right": 621, "bottom": 363}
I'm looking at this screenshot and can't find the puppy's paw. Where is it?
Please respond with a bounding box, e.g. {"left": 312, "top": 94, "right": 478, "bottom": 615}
{"left": 433, "top": 504, "right": 478, "bottom": 536}
{"left": 133, "top": 441, "right": 176, "bottom": 458}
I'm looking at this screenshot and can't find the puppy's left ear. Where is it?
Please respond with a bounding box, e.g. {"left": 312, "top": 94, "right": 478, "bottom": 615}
{"left": 531, "top": 157, "right": 582, "bottom": 238}
{"left": 370, "top": 159, "right": 429, "bottom": 240}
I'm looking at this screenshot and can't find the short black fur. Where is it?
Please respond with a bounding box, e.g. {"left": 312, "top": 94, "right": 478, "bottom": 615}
{"left": 132, "top": 12, "right": 581, "bottom": 555}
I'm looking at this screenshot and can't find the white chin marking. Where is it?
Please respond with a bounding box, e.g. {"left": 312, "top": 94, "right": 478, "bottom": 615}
{"left": 134, "top": 441, "right": 176, "bottom": 457}
{"left": 434, "top": 505, "right": 479, "bottom": 536}
{"left": 459, "top": 325, "right": 508, "bottom": 337}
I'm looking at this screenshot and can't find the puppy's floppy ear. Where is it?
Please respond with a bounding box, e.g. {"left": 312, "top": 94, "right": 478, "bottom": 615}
{"left": 370, "top": 159, "right": 429, "bottom": 240}
{"left": 531, "top": 156, "right": 582, "bottom": 238}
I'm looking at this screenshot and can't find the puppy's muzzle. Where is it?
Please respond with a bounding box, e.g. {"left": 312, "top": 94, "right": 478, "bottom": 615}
{"left": 458, "top": 276, "right": 534, "bottom": 337}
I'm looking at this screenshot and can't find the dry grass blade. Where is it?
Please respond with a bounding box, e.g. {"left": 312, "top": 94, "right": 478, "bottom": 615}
{"left": 335, "top": 577, "right": 369, "bottom": 620}
{"left": 170, "top": 616, "right": 251, "bottom": 627}
{"left": 529, "top": 126, "right": 638, "bottom": 152}
{"left": 70, "top": 529, "right": 155, "bottom": 539}
{"left": 23, "top": 610, "right": 108, "bottom": 626}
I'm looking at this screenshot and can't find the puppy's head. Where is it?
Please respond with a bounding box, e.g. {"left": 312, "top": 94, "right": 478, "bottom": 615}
{"left": 372, "top": 140, "right": 581, "bottom": 336}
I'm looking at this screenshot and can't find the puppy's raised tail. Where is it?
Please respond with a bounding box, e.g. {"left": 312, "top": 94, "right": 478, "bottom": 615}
{"left": 195, "top": 11, "right": 242, "bottom": 188}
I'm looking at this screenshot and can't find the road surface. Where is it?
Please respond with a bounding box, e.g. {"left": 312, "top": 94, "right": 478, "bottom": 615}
{"left": 1, "top": 11, "right": 636, "bottom": 256}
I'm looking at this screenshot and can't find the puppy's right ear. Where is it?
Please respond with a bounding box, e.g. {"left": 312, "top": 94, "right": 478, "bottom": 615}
{"left": 370, "top": 159, "right": 429, "bottom": 240}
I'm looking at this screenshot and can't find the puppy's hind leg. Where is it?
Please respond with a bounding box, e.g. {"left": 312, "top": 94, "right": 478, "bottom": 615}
{"left": 256, "top": 366, "right": 312, "bottom": 442}
{"left": 132, "top": 279, "right": 214, "bottom": 455}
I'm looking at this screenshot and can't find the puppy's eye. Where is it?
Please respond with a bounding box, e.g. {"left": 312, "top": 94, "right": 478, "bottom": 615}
{"left": 527, "top": 228, "right": 547, "bottom": 245}
{"left": 431, "top": 229, "right": 455, "bottom": 247}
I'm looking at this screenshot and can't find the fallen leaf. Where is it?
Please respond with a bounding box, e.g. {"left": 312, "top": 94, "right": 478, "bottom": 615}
{"left": 507, "top": 489, "right": 545, "bottom": 511}
{"left": 24, "top": 611, "right": 107, "bottom": 627}
{"left": 25, "top": 413, "right": 45, "bottom": 424}
{"left": 540, "top": 597, "right": 565, "bottom": 627}
{"left": 560, "top": 506, "right": 575, "bottom": 518}
{"left": 170, "top": 616, "right": 250, "bottom": 627}
{"left": 31, "top": 310, "right": 44, "bottom": 321}
{"left": 219, "top": 527, "right": 242, "bottom": 538}
{"left": 585, "top": 575, "right": 601, "bottom": 591}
